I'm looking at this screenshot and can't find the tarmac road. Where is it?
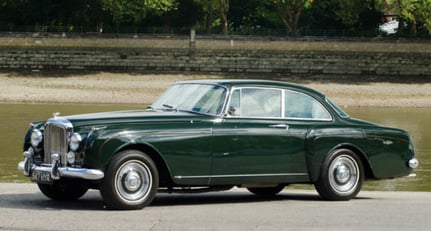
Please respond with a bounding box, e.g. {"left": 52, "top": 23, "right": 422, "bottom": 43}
{"left": 0, "top": 183, "right": 430, "bottom": 231}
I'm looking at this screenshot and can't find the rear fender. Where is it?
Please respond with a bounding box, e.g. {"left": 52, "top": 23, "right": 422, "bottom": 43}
{"left": 305, "top": 128, "right": 373, "bottom": 182}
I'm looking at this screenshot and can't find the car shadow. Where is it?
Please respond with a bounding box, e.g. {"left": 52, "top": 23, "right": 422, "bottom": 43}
{"left": 0, "top": 189, "right": 370, "bottom": 211}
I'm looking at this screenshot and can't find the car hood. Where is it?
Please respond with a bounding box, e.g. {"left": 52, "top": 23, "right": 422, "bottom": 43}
{"left": 64, "top": 110, "right": 206, "bottom": 127}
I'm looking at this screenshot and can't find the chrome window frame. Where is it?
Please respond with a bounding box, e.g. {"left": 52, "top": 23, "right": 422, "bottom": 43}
{"left": 225, "top": 87, "right": 283, "bottom": 119}
{"left": 153, "top": 82, "right": 230, "bottom": 117}
{"left": 224, "top": 87, "right": 333, "bottom": 121}
{"left": 283, "top": 89, "right": 333, "bottom": 121}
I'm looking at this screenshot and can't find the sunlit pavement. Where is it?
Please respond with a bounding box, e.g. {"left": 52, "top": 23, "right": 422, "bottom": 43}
{"left": 1, "top": 183, "right": 431, "bottom": 231}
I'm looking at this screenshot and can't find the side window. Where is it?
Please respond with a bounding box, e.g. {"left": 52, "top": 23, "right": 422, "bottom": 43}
{"left": 284, "top": 90, "right": 331, "bottom": 120}
{"left": 227, "top": 88, "right": 282, "bottom": 118}
{"left": 227, "top": 89, "right": 240, "bottom": 116}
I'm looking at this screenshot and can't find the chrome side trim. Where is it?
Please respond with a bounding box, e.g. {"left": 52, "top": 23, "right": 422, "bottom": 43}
{"left": 174, "top": 173, "right": 308, "bottom": 179}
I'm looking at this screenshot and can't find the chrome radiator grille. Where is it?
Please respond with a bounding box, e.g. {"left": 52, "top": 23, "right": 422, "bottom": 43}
{"left": 44, "top": 123, "right": 68, "bottom": 164}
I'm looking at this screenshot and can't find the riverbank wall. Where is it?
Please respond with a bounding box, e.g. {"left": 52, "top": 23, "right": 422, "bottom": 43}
{"left": 0, "top": 36, "right": 430, "bottom": 77}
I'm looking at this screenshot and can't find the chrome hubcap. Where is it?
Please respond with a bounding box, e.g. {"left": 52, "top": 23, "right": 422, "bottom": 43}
{"left": 335, "top": 164, "right": 351, "bottom": 184}
{"left": 115, "top": 160, "right": 152, "bottom": 203}
{"left": 124, "top": 171, "right": 142, "bottom": 192}
{"left": 329, "top": 155, "right": 359, "bottom": 195}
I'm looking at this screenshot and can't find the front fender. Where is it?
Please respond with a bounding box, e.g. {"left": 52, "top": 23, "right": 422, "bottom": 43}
{"left": 84, "top": 128, "right": 157, "bottom": 170}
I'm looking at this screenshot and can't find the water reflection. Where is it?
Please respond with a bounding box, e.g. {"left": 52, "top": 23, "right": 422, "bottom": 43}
{"left": 346, "top": 107, "right": 431, "bottom": 192}
{"left": 1, "top": 104, "right": 429, "bottom": 191}
{"left": 0, "top": 103, "right": 139, "bottom": 183}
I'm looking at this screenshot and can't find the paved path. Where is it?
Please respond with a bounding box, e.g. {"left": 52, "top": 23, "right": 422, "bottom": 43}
{"left": 0, "top": 183, "right": 430, "bottom": 231}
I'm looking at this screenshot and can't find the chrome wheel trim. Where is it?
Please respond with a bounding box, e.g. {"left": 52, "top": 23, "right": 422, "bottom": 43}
{"left": 115, "top": 160, "right": 152, "bottom": 203}
{"left": 328, "top": 154, "right": 359, "bottom": 195}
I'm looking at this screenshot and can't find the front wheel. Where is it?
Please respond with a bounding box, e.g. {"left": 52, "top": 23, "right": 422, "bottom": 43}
{"left": 314, "top": 149, "right": 364, "bottom": 201}
{"left": 100, "top": 150, "right": 159, "bottom": 210}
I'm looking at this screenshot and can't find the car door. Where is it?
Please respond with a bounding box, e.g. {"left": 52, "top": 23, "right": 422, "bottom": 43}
{"left": 211, "top": 87, "right": 321, "bottom": 185}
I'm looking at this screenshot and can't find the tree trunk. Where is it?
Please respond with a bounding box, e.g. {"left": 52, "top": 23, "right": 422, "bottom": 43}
{"left": 222, "top": 15, "right": 228, "bottom": 35}
{"left": 219, "top": 0, "right": 229, "bottom": 35}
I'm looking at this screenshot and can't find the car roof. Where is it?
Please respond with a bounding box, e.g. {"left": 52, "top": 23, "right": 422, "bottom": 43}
{"left": 176, "top": 79, "right": 327, "bottom": 99}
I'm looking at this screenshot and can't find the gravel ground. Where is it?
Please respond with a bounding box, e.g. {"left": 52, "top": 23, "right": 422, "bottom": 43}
{"left": 1, "top": 72, "right": 430, "bottom": 107}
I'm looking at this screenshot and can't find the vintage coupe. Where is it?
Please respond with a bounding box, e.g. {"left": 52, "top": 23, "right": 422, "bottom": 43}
{"left": 18, "top": 80, "right": 418, "bottom": 209}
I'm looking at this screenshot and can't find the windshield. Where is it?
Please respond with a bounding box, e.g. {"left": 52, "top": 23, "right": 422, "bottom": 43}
{"left": 326, "top": 98, "right": 350, "bottom": 118}
{"left": 151, "top": 83, "right": 228, "bottom": 116}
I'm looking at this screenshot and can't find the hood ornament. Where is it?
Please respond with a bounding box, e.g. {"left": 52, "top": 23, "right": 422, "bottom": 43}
{"left": 53, "top": 112, "right": 60, "bottom": 118}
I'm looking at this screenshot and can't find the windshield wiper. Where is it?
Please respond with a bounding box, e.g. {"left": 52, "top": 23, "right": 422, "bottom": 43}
{"left": 152, "top": 104, "right": 207, "bottom": 116}
{"left": 161, "top": 104, "right": 206, "bottom": 115}
{"left": 162, "top": 104, "right": 179, "bottom": 112}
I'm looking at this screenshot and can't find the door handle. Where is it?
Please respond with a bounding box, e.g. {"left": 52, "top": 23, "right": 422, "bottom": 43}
{"left": 269, "top": 124, "right": 289, "bottom": 130}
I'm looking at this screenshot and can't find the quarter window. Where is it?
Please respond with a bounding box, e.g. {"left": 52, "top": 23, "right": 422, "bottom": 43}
{"left": 284, "top": 90, "right": 331, "bottom": 120}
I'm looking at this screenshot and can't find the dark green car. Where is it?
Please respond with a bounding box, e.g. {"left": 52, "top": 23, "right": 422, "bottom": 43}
{"left": 18, "top": 80, "right": 418, "bottom": 210}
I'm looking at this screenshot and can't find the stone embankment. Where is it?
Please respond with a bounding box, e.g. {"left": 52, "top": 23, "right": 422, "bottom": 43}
{"left": 0, "top": 36, "right": 430, "bottom": 77}
{"left": 0, "top": 36, "right": 430, "bottom": 107}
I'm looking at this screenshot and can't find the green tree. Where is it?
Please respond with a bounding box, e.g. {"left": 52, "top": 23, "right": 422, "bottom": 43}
{"left": 230, "top": 0, "right": 281, "bottom": 34}
{"left": 417, "top": 0, "right": 431, "bottom": 33}
{"left": 332, "top": 0, "right": 380, "bottom": 29}
{"left": 269, "top": 0, "right": 313, "bottom": 35}
{"left": 377, "top": 0, "right": 431, "bottom": 35}
{"left": 333, "top": 0, "right": 363, "bottom": 28}
{"left": 0, "top": 0, "right": 108, "bottom": 32}
{"left": 101, "top": 0, "right": 177, "bottom": 25}
{"left": 145, "top": 0, "right": 201, "bottom": 33}
{"left": 307, "top": 0, "right": 381, "bottom": 34}
{"left": 194, "top": 0, "right": 229, "bottom": 34}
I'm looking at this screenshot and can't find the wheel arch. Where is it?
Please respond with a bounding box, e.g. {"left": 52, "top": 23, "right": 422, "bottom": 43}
{"left": 114, "top": 143, "right": 174, "bottom": 188}
{"left": 308, "top": 143, "right": 375, "bottom": 182}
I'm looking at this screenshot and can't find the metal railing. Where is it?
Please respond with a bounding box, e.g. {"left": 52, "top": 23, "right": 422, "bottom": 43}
{"left": 0, "top": 24, "right": 428, "bottom": 38}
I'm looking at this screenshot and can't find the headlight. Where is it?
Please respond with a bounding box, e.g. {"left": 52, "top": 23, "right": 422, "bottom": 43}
{"left": 69, "top": 133, "right": 82, "bottom": 151}
{"left": 30, "top": 129, "right": 43, "bottom": 147}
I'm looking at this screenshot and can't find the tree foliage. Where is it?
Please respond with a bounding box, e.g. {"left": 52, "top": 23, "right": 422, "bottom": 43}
{"left": 269, "top": 0, "right": 313, "bottom": 34}
{"left": 417, "top": 0, "right": 431, "bottom": 33}
{"left": 375, "top": 0, "right": 431, "bottom": 34}
{"left": 101, "top": 0, "right": 177, "bottom": 24}
{"left": 0, "top": 0, "right": 429, "bottom": 36}
{"left": 193, "top": 0, "right": 229, "bottom": 34}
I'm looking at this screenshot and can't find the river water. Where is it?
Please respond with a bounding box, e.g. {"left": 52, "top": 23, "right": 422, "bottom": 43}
{"left": 1, "top": 103, "right": 429, "bottom": 191}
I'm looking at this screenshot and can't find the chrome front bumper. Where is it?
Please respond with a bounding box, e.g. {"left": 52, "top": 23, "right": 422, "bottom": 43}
{"left": 18, "top": 149, "right": 104, "bottom": 181}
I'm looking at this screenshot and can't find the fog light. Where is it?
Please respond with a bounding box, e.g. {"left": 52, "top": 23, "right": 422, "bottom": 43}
{"left": 67, "top": 151, "right": 76, "bottom": 165}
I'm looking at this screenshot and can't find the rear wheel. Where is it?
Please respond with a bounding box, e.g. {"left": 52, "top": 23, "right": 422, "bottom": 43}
{"left": 314, "top": 149, "right": 364, "bottom": 201}
{"left": 38, "top": 182, "right": 88, "bottom": 201}
{"left": 100, "top": 150, "right": 159, "bottom": 210}
{"left": 247, "top": 184, "right": 285, "bottom": 196}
